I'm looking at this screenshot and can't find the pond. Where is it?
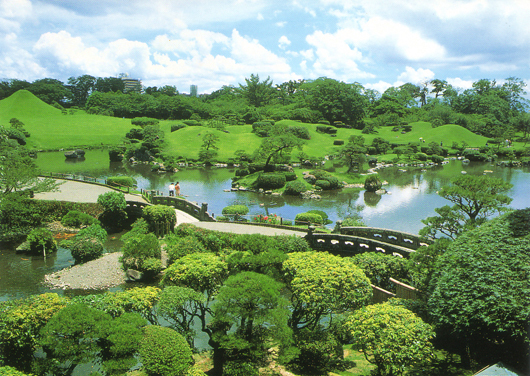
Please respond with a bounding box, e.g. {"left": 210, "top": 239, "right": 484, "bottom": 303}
{"left": 1, "top": 148, "right": 529, "bottom": 301}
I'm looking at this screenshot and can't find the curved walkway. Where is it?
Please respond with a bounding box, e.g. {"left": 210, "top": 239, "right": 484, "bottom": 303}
{"left": 33, "top": 179, "right": 304, "bottom": 235}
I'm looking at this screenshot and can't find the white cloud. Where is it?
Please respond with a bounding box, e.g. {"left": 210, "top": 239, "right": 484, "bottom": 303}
{"left": 276, "top": 21, "right": 286, "bottom": 27}
{"left": 365, "top": 80, "right": 393, "bottom": 94}
{"left": 396, "top": 66, "right": 435, "bottom": 85}
{"left": 278, "top": 35, "right": 291, "bottom": 50}
{"left": 0, "top": 0, "right": 32, "bottom": 18}
{"left": 257, "top": 13, "right": 264, "bottom": 21}
{"left": 447, "top": 77, "right": 473, "bottom": 91}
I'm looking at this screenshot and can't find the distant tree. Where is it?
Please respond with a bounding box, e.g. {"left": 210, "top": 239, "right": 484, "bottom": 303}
{"left": 239, "top": 74, "right": 275, "bottom": 107}
{"left": 67, "top": 74, "right": 96, "bottom": 107}
{"left": 94, "top": 76, "right": 125, "bottom": 93}
{"left": 254, "top": 124, "right": 304, "bottom": 171}
{"left": 345, "top": 301, "right": 435, "bottom": 376}
{"left": 27, "top": 78, "right": 71, "bottom": 106}
{"left": 430, "top": 79, "right": 448, "bottom": 98}
{"left": 341, "top": 135, "right": 367, "bottom": 173}
{"left": 201, "top": 132, "right": 220, "bottom": 150}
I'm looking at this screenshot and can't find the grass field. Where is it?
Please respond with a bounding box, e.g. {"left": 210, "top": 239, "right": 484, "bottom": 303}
{"left": 0, "top": 90, "right": 510, "bottom": 161}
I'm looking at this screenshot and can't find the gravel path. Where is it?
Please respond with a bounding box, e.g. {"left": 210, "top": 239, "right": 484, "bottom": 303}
{"left": 44, "top": 252, "right": 127, "bottom": 290}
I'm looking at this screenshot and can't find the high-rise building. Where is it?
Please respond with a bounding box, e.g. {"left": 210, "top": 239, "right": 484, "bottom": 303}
{"left": 190, "top": 85, "right": 198, "bottom": 97}
{"left": 120, "top": 73, "right": 142, "bottom": 93}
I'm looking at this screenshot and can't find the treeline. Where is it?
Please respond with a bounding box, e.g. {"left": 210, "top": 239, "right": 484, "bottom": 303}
{"left": 1, "top": 74, "right": 529, "bottom": 140}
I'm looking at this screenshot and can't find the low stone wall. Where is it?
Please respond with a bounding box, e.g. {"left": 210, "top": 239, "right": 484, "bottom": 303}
{"left": 339, "top": 226, "right": 432, "bottom": 250}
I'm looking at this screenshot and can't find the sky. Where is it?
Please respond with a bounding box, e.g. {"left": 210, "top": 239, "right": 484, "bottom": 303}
{"left": 1, "top": 0, "right": 530, "bottom": 95}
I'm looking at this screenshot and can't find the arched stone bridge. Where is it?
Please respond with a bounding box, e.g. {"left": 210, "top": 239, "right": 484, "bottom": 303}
{"left": 305, "top": 226, "right": 433, "bottom": 259}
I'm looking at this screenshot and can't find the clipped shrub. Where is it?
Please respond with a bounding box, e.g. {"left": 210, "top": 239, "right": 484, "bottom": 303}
{"left": 316, "top": 125, "right": 337, "bottom": 134}
{"left": 170, "top": 124, "right": 186, "bottom": 132}
{"left": 107, "top": 176, "right": 137, "bottom": 188}
{"left": 416, "top": 152, "right": 428, "bottom": 161}
{"left": 61, "top": 210, "right": 97, "bottom": 228}
{"left": 364, "top": 175, "right": 382, "bottom": 192}
{"left": 222, "top": 205, "right": 250, "bottom": 216}
{"left": 273, "top": 235, "right": 312, "bottom": 253}
{"left": 284, "top": 180, "right": 307, "bottom": 196}
{"left": 126, "top": 128, "right": 144, "bottom": 140}
{"left": 182, "top": 120, "right": 201, "bottom": 126}
{"left": 306, "top": 210, "right": 331, "bottom": 225}
{"left": 97, "top": 191, "right": 128, "bottom": 232}
{"left": 166, "top": 235, "right": 207, "bottom": 264}
{"left": 252, "top": 121, "right": 274, "bottom": 137}
{"left": 430, "top": 154, "right": 445, "bottom": 163}
{"left": 108, "top": 145, "right": 126, "bottom": 162}
{"left": 283, "top": 171, "right": 297, "bottom": 182}
{"left": 333, "top": 139, "right": 345, "bottom": 145}
{"left": 70, "top": 237, "right": 104, "bottom": 264}
{"left": 5, "top": 128, "right": 26, "bottom": 145}
{"left": 293, "top": 328, "right": 343, "bottom": 374}
{"left": 235, "top": 168, "right": 249, "bottom": 177}
{"left": 131, "top": 117, "right": 159, "bottom": 126}
{"left": 295, "top": 212, "right": 324, "bottom": 226}
{"left": 223, "top": 361, "right": 259, "bottom": 376}
{"left": 367, "top": 146, "right": 377, "bottom": 154}
{"left": 139, "top": 325, "right": 193, "bottom": 376}
{"left": 287, "top": 125, "right": 311, "bottom": 140}
{"left": 310, "top": 170, "right": 341, "bottom": 190}
{"left": 142, "top": 205, "right": 177, "bottom": 233}
{"left": 315, "top": 179, "right": 331, "bottom": 190}
{"left": 26, "top": 228, "right": 57, "bottom": 254}
{"left": 76, "top": 223, "right": 108, "bottom": 243}
{"left": 121, "top": 232, "right": 162, "bottom": 277}
{"left": 256, "top": 173, "right": 286, "bottom": 190}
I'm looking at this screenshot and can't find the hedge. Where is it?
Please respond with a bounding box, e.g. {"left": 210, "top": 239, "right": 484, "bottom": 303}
{"left": 61, "top": 210, "right": 97, "bottom": 228}
{"left": 295, "top": 212, "right": 324, "bottom": 225}
{"left": 131, "top": 117, "right": 159, "bottom": 126}
{"left": 143, "top": 205, "right": 177, "bottom": 232}
{"left": 284, "top": 180, "right": 307, "bottom": 196}
{"left": 70, "top": 237, "right": 104, "bottom": 264}
{"left": 107, "top": 176, "right": 137, "bottom": 188}
{"left": 170, "top": 124, "right": 186, "bottom": 132}
{"left": 256, "top": 173, "right": 286, "bottom": 190}
{"left": 182, "top": 120, "right": 201, "bottom": 126}
{"left": 315, "top": 179, "right": 331, "bottom": 190}
{"left": 333, "top": 139, "right": 344, "bottom": 145}
{"left": 222, "top": 205, "right": 249, "bottom": 216}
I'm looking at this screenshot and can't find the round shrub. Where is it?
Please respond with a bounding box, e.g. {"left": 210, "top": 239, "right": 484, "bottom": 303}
{"left": 223, "top": 361, "right": 259, "bottom": 376}
{"left": 76, "top": 223, "right": 108, "bottom": 243}
{"left": 139, "top": 325, "right": 193, "bottom": 376}
{"left": 416, "top": 152, "right": 428, "bottom": 161}
{"left": 333, "top": 139, "right": 344, "bottom": 145}
{"left": 170, "top": 124, "right": 186, "bottom": 132}
{"left": 364, "top": 175, "right": 382, "bottom": 192}
{"left": 284, "top": 180, "right": 307, "bottom": 196}
{"left": 61, "top": 210, "right": 97, "bottom": 228}
{"left": 70, "top": 237, "right": 104, "bottom": 264}
{"left": 121, "top": 233, "right": 161, "bottom": 276}
{"left": 287, "top": 125, "right": 311, "bottom": 140}
{"left": 295, "top": 212, "right": 324, "bottom": 226}
{"left": 26, "top": 228, "right": 57, "bottom": 254}
{"left": 315, "top": 179, "right": 331, "bottom": 190}
{"left": 222, "top": 205, "right": 249, "bottom": 216}
{"left": 106, "top": 176, "right": 137, "bottom": 188}
{"left": 143, "top": 205, "right": 177, "bottom": 232}
{"left": 166, "top": 235, "right": 207, "bottom": 264}
{"left": 306, "top": 210, "right": 331, "bottom": 225}
{"left": 273, "top": 235, "right": 312, "bottom": 253}
{"left": 431, "top": 154, "right": 445, "bottom": 163}
{"left": 131, "top": 117, "right": 159, "bottom": 126}
{"left": 256, "top": 173, "right": 286, "bottom": 190}
{"left": 182, "top": 120, "right": 200, "bottom": 126}
{"left": 283, "top": 171, "right": 297, "bottom": 182}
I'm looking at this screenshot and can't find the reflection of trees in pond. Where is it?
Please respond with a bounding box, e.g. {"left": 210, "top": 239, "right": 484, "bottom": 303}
{"left": 364, "top": 191, "right": 381, "bottom": 207}
{"left": 64, "top": 156, "right": 86, "bottom": 164}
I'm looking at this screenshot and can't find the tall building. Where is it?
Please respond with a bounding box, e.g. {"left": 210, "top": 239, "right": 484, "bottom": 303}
{"left": 120, "top": 74, "right": 142, "bottom": 93}
{"left": 190, "top": 84, "right": 198, "bottom": 97}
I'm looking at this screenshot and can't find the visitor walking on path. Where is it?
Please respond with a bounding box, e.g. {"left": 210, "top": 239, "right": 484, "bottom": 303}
{"left": 175, "top": 182, "right": 181, "bottom": 196}
{"left": 169, "top": 182, "right": 175, "bottom": 196}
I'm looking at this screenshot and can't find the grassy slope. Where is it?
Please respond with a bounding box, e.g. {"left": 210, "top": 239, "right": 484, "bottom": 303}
{"left": 1, "top": 91, "right": 493, "bottom": 157}
{"left": 0, "top": 90, "right": 132, "bottom": 150}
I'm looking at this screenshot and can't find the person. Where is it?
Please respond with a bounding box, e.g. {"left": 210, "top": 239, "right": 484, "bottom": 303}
{"left": 168, "top": 182, "right": 175, "bottom": 196}
{"left": 175, "top": 181, "right": 181, "bottom": 196}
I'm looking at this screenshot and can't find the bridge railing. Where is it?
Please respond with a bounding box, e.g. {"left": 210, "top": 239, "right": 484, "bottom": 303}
{"left": 148, "top": 193, "right": 215, "bottom": 222}
{"left": 304, "top": 231, "right": 415, "bottom": 259}
{"left": 338, "top": 225, "right": 432, "bottom": 250}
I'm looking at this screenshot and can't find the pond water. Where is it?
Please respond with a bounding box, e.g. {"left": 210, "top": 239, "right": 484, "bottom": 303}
{"left": 2, "top": 148, "right": 529, "bottom": 301}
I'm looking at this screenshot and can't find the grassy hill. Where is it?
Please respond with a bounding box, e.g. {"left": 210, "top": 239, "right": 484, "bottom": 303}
{"left": 0, "top": 90, "right": 132, "bottom": 150}
{"left": 1, "top": 91, "right": 492, "bottom": 159}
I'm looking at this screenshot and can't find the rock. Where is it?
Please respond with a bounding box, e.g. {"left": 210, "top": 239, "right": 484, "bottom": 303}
{"left": 303, "top": 174, "right": 317, "bottom": 184}
{"left": 126, "top": 269, "right": 144, "bottom": 281}
{"left": 16, "top": 241, "right": 31, "bottom": 253}
{"left": 375, "top": 189, "right": 387, "bottom": 195}
{"left": 64, "top": 150, "right": 79, "bottom": 158}
{"left": 75, "top": 149, "right": 85, "bottom": 157}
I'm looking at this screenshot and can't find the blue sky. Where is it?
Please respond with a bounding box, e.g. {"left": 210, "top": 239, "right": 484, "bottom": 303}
{"left": 1, "top": 0, "right": 530, "bottom": 95}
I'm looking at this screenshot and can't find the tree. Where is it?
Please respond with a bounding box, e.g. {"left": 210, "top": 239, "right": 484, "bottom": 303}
{"left": 213, "top": 272, "right": 292, "bottom": 365}
{"left": 238, "top": 74, "right": 275, "bottom": 107}
{"left": 94, "top": 76, "right": 125, "bottom": 93}
{"left": 67, "top": 74, "right": 96, "bottom": 107}
{"left": 97, "top": 191, "right": 128, "bottom": 232}
{"left": 341, "top": 135, "right": 366, "bottom": 173}
{"left": 430, "top": 79, "right": 448, "bottom": 98}
{"left": 428, "top": 210, "right": 530, "bottom": 370}
{"left": 344, "top": 301, "right": 435, "bottom": 376}
{"left": 438, "top": 175, "right": 512, "bottom": 223}
{"left": 254, "top": 124, "right": 304, "bottom": 171}
{"left": 201, "top": 132, "right": 219, "bottom": 151}
{"left": 27, "top": 78, "right": 70, "bottom": 106}
{"left": 282, "top": 251, "right": 372, "bottom": 331}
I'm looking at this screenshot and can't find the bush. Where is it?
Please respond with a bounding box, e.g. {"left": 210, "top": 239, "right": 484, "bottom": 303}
{"left": 430, "top": 154, "right": 445, "bottom": 163}
{"left": 284, "top": 180, "right": 307, "bottom": 196}
{"left": 283, "top": 171, "right": 297, "bottom": 182}
{"left": 70, "top": 237, "right": 104, "bottom": 264}
{"left": 182, "top": 120, "right": 201, "bottom": 126}
{"left": 222, "top": 205, "right": 250, "bottom": 216}
{"left": 309, "top": 170, "right": 341, "bottom": 190}
{"left": 126, "top": 128, "right": 144, "bottom": 140}
{"left": 139, "top": 326, "right": 193, "bottom": 376}
{"left": 222, "top": 361, "right": 259, "bottom": 376}
{"left": 0, "top": 366, "right": 35, "bottom": 376}
{"left": 76, "top": 223, "right": 108, "bottom": 243}
{"left": 316, "top": 125, "right": 337, "bottom": 134}
{"left": 143, "top": 205, "right": 177, "bottom": 233}
{"left": 364, "top": 175, "right": 382, "bottom": 192}
{"left": 252, "top": 121, "right": 274, "bottom": 137}
{"left": 306, "top": 210, "right": 331, "bottom": 225}
{"left": 293, "top": 328, "right": 343, "bottom": 374}
{"left": 286, "top": 125, "right": 311, "bottom": 140}
{"left": 273, "top": 235, "right": 312, "bottom": 253}
{"left": 170, "top": 124, "right": 186, "bottom": 132}
{"left": 416, "top": 152, "right": 428, "bottom": 161}
{"left": 121, "top": 233, "right": 162, "bottom": 277}
{"left": 295, "top": 212, "right": 323, "bottom": 226}
{"left": 256, "top": 173, "right": 286, "bottom": 190}
{"left": 351, "top": 252, "right": 411, "bottom": 292}
{"left": 131, "top": 117, "right": 159, "bottom": 126}
{"left": 315, "top": 179, "right": 330, "bottom": 190}
{"left": 97, "top": 191, "right": 128, "bottom": 232}
{"left": 26, "top": 228, "right": 57, "bottom": 254}
{"left": 5, "top": 128, "right": 26, "bottom": 145}
{"left": 61, "top": 210, "right": 97, "bottom": 228}
{"left": 106, "top": 176, "right": 137, "bottom": 188}
{"left": 166, "top": 235, "right": 207, "bottom": 264}
{"left": 235, "top": 168, "right": 249, "bottom": 177}
{"left": 333, "top": 139, "right": 344, "bottom": 145}
{"left": 108, "top": 145, "right": 126, "bottom": 162}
